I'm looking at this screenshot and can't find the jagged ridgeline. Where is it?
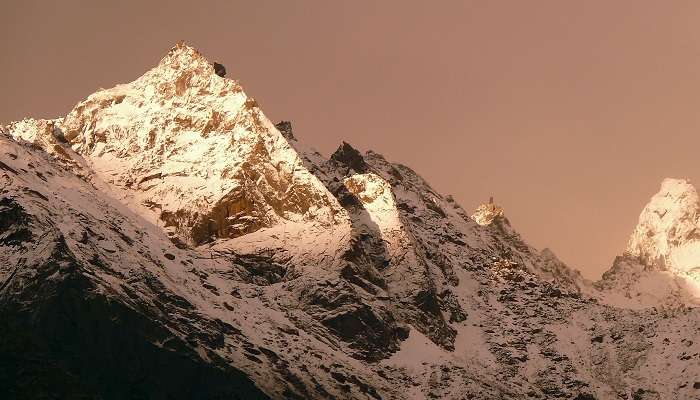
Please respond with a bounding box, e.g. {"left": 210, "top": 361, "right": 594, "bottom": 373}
{"left": 1, "top": 43, "right": 698, "bottom": 400}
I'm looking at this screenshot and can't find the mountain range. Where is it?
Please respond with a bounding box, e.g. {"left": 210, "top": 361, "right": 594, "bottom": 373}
{"left": 1, "top": 43, "right": 698, "bottom": 400}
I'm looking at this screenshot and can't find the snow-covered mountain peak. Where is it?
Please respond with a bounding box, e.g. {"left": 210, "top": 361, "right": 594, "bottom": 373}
{"left": 158, "top": 41, "right": 212, "bottom": 71}
{"left": 133, "top": 42, "right": 237, "bottom": 97}
{"left": 626, "top": 178, "right": 700, "bottom": 274}
{"left": 61, "top": 42, "right": 242, "bottom": 151}
{"left": 597, "top": 178, "right": 700, "bottom": 307}
{"left": 8, "top": 43, "right": 349, "bottom": 246}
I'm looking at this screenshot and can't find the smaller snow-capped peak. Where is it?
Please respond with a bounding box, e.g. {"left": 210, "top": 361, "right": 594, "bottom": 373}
{"left": 471, "top": 197, "right": 505, "bottom": 226}
{"left": 626, "top": 178, "right": 700, "bottom": 275}
{"left": 600, "top": 177, "right": 700, "bottom": 306}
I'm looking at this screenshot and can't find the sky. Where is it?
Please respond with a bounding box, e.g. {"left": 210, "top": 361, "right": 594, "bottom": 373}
{"left": 2, "top": 1, "right": 700, "bottom": 279}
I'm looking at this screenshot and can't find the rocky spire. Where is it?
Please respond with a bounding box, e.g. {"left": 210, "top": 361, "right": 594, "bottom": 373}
{"left": 471, "top": 196, "right": 505, "bottom": 226}
{"left": 330, "top": 142, "right": 368, "bottom": 174}
{"left": 275, "top": 121, "right": 295, "bottom": 141}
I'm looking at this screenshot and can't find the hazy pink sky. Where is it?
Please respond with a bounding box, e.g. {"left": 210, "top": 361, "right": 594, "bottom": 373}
{"left": 3, "top": 1, "right": 700, "bottom": 278}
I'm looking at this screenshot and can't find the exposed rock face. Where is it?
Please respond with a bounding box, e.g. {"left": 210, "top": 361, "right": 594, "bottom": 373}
{"left": 274, "top": 120, "right": 294, "bottom": 141}
{"left": 471, "top": 198, "right": 505, "bottom": 226}
{"left": 213, "top": 61, "right": 227, "bottom": 77}
{"left": 331, "top": 141, "right": 369, "bottom": 174}
{"left": 342, "top": 171, "right": 457, "bottom": 350}
{"left": 2, "top": 43, "right": 698, "bottom": 400}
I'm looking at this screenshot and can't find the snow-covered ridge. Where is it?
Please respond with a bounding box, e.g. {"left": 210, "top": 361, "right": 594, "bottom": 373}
{"left": 5, "top": 118, "right": 78, "bottom": 168}
{"left": 13, "top": 43, "right": 349, "bottom": 246}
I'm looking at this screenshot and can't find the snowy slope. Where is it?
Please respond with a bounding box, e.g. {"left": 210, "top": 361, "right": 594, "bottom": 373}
{"left": 0, "top": 124, "right": 395, "bottom": 400}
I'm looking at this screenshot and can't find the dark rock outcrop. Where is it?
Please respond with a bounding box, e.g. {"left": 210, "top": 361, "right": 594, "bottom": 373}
{"left": 213, "top": 62, "right": 226, "bottom": 77}
{"left": 331, "top": 142, "right": 369, "bottom": 174}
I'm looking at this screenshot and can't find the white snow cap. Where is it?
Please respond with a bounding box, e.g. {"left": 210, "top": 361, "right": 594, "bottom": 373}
{"left": 626, "top": 178, "right": 700, "bottom": 277}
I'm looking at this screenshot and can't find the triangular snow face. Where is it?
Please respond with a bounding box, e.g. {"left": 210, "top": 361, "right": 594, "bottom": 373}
{"left": 54, "top": 43, "right": 348, "bottom": 246}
